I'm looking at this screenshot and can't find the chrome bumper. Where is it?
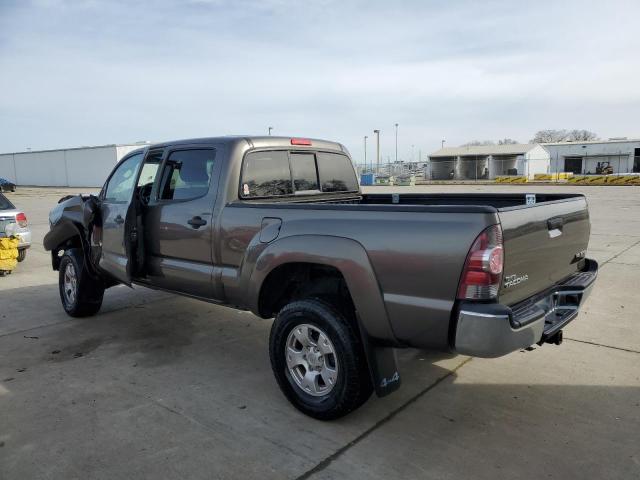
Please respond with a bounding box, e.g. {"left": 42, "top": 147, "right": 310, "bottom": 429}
{"left": 454, "top": 259, "right": 597, "bottom": 358}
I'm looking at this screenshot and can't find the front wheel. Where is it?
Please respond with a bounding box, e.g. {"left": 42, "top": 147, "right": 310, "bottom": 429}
{"left": 269, "top": 298, "right": 373, "bottom": 420}
{"left": 17, "top": 249, "right": 26, "bottom": 262}
{"left": 58, "top": 249, "right": 104, "bottom": 317}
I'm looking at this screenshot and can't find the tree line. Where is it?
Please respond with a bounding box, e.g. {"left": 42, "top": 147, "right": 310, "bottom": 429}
{"left": 460, "top": 129, "right": 598, "bottom": 147}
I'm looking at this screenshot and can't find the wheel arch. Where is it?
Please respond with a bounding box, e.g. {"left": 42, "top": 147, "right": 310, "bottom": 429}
{"left": 249, "top": 235, "right": 396, "bottom": 344}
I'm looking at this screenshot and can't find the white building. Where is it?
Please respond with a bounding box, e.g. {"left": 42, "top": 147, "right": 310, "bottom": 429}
{"left": 0, "top": 143, "right": 148, "bottom": 187}
{"left": 428, "top": 144, "right": 550, "bottom": 180}
{"left": 543, "top": 138, "right": 640, "bottom": 175}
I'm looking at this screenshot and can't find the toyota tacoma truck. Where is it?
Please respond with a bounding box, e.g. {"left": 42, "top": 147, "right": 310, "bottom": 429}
{"left": 44, "top": 136, "right": 597, "bottom": 419}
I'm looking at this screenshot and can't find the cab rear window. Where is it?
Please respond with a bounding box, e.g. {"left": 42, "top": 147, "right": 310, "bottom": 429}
{"left": 241, "top": 151, "right": 293, "bottom": 197}
{"left": 240, "top": 150, "right": 356, "bottom": 198}
{"left": 316, "top": 152, "right": 358, "bottom": 192}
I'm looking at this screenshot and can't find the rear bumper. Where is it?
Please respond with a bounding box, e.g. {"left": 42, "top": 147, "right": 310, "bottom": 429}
{"left": 15, "top": 230, "right": 32, "bottom": 249}
{"left": 453, "top": 259, "right": 597, "bottom": 358}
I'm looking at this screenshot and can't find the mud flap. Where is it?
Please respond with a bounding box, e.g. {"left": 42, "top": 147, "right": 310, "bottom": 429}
{"left": 358, "top": 322, "right": 401, "bottom": 397}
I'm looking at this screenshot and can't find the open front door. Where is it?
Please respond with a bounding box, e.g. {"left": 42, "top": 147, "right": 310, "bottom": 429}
{"left": 98, "top": 151, "right": 145, "bottom": 285}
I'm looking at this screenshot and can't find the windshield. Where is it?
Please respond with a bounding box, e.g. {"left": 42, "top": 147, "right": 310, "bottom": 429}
{"left": 0, "top": 193, "right": 14, "bottom": 210}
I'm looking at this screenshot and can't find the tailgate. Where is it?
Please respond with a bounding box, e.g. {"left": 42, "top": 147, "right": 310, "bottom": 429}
{"left": 498, "top": 196, "right": 590, "bottom": 306}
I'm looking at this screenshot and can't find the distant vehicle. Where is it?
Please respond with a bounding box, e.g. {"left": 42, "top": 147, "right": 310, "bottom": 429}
{"left": 44, "top": 136, "right": 597, "bottom": 419}
{"left": 0, "top": 178, "right": 16, "bottom": 193}
{"left": 0, "top": 193, "right": 31, "bottom": 262}
{"left": 595, "top": 161, "right": 614, "bottom": 175}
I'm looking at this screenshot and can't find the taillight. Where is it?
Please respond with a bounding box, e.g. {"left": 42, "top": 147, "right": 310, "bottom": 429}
{"left": 16, "top": 212, "right": 28, "bottom": 228}
{"left": 457, "top": 224, "right": 504, "bottom": 300}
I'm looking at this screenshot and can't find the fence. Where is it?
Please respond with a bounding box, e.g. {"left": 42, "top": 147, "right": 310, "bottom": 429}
{"left": 356, "top": 155, "right": 640, "bottom": 183}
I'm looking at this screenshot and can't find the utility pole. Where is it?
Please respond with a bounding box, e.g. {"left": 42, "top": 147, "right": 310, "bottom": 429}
{"left": 268, "top": 127, "right": 273, "bottom": 136}
{"left": 394, "top": 123, "right": 399, "bottom": 163}
{"left": 374, "top": 130, "right": 380, "bottom": 174}
{"left": 364, "top": 135, "right": 368, "bottom": 171}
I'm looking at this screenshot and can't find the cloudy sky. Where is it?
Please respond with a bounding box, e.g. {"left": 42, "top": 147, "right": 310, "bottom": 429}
{"left": 1, "top": 0, "right": 639, "bottom": 162}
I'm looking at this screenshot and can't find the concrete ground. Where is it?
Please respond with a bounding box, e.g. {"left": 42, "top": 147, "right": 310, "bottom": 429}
{"left": 1, "top": 185, "right": 638, "bottom": 479}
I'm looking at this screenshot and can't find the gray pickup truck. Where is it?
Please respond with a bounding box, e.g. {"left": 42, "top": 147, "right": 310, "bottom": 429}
{"left": 44, "top": 136, "right": 597, "bottom": 419}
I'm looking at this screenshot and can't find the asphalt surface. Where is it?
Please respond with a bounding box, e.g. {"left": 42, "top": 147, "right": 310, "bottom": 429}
{"left": 1, "top": 185, "right": 638, "bottom": 479}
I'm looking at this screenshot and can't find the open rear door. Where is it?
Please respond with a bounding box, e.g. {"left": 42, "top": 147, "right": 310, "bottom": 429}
{"left": 98, "top": 151, "right": 145, "bottom": 285}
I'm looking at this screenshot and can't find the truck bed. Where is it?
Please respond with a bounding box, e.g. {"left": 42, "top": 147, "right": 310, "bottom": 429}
{"left": 235, "top": 191, "right": 590, "bottom": 308}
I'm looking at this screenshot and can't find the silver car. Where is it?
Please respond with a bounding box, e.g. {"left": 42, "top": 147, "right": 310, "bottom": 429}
{"left": 0, "top": 193, "right": 31, "bottom": 262}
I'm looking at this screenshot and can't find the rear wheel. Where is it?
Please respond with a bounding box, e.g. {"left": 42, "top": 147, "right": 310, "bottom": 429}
{"left": 17, "top": 249, "right": 26, "bottom": 262}
{"left": 269, "top": 298, "right": 373, "bottom": 420}
{"left": 58, "top": 249, "right": 104, "bottom": 317}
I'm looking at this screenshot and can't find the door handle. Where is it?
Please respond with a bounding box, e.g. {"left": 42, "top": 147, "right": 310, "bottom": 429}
{"left": 187, "top": 216, "right": 207, "bottom": 228}
{"left": 547, "top": 217, "right": 564, "bottom": 230}
{"left": 114, "top": 215, "right": 125, "bottom": 224}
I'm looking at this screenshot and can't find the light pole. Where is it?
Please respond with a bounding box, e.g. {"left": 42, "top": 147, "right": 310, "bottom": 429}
{"left": 441, "top": 139, "right": 445, "bottom": 149}
{"left": 394, "top": 123, "right": 398, "bottom": 164}
{"left": 374, "top": 130, "right": 380, "bottom": 174}
{"left": 268, "top": 127, "right": 273, "bottom": 136}
{"left": 364, "top": 135, "right": 368, "bottom": 172}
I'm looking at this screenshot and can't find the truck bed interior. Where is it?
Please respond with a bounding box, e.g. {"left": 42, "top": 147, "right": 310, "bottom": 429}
{"left": 359, "top": 193, "right": 584, "bottom": 208}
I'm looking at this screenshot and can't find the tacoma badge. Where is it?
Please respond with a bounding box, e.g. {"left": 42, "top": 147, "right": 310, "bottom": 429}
{"left": 504, "top": 273, "right": 529, "bottom": 288}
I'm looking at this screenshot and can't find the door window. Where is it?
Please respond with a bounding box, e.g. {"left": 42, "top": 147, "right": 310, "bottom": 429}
{"left": 159, "top": 149, "right": 215, "bottom": 201}
{"left": 137, "top": 150, "right": 163, "bottom": 204}
{"left": 103, "top": 153, "right": 143, "bottom": 203}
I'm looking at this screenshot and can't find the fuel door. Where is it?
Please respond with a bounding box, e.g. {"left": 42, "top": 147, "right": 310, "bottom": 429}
{"left": 259, "top": 217, "right": 282, "bottom": 243}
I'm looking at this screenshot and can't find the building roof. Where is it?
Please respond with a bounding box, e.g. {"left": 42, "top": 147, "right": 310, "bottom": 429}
{"left": 1, "top": 142, "right": 150, "bottom": 156}
{"left": 541, "top": 138, "right": 640, "bottom": 146}
{"left": 429, "top": 143, "right": 539, "bottom": 158}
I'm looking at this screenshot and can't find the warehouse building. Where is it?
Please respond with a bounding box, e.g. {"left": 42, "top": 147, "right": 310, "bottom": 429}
{"left": 0, "top": 143, "right": 149, "bottom": 187}
{"left": 428, "top": 144, "right": 550, "bottom": 180}
{"left": 543, "top": 138, "right": 640, "bottom": 175}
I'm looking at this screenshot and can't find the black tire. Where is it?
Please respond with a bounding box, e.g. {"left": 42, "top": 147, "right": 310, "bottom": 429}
{"left": 269, "top": 298, "right": 373, "bottom": 420}
{"left": 17, "top": 249, "right": 26, "bottom": 262}
{"left": 58, "top": 249, "right": 104, "bottom": 317}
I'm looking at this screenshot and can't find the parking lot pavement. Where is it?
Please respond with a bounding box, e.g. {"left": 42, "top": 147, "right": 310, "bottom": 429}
{"left": 1, "top": 186, "right": 638, "bottom": 479}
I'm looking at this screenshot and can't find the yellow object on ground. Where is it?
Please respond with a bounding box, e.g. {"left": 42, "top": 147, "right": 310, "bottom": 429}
{"left": 533, "top": 173, "right": 553, "bottom": 181}
{"left": 568, "top": 174, "right": 640, "bottom": 185}
{"left": 533, "top": 172, "right": 574, "bottom": 181}
{"left": 0, "top": 236, "right": 19, "bottom": 272}
{"left": 495, "top": 176, "right": 528, "bottom": 183}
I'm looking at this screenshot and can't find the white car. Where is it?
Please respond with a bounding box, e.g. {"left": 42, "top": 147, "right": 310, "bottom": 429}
{"left": 0, "top": 193, "right": 31, "bottom": 262}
